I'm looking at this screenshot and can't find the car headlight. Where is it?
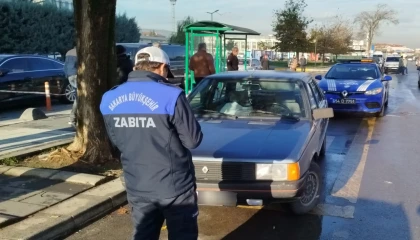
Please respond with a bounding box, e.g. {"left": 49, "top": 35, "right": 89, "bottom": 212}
{"left": 256, "top": 163, "right": 300, "bottom": 181}
{"left": 365, "top": 87, "right": 383, "bottom": 95}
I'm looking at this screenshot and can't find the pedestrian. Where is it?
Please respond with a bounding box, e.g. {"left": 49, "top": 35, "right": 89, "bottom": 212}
{"left": 289, "top": 55, "right": 298, "bottom": 71}
{"left": 100, "top": 46, "right": 203, "bottom": 240}
{"left": 116, "top": 45, "right": 134, "bottom": 84}
{"left": 403, "top": 56, "right": 408, "bottom": 74}
{"left": 227, "top": 47, "right": 239, "bottom": 71}
{"left": 300, "top": 56, "right": 307, "bottom": 72}
{"left": 399, "top": 56, "right": 405, "bottom": 75}
{"left": 261, "top": 54, "right": 270, "bottom": 70}
{"left": 64, "top": 47, "right": 78, "bottom": 128}
{"left": 189, "top": 43, "right": 215, "bottom": 87}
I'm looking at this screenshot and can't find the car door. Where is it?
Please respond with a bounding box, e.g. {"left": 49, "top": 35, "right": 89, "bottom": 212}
{"left": 308, "top": 79, "right": 328, "bottom": 144}
{"left": 0, "top": 58, "right": 32, "bottom": 102}
{"left": 27, "top": 57, "right": 65, "bottom": 95}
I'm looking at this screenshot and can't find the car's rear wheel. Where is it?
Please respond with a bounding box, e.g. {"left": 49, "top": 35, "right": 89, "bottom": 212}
{"left": 60, "top": 82, "right": 77, "bottom": 104}
{"left": 289, "top": 162, "right": 321, "bottom": 215}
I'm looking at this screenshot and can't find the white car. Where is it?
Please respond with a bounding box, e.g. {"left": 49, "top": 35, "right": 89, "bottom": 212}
{"left": 383, "top": 56, "right": 400, "bottom": 74}
{"left": 238, "top": 58, "right": 262, "bottom": 71}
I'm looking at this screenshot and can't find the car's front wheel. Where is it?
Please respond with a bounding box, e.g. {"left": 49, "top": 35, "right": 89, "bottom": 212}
{"left": 376, "top": 105, "right": 385, "bottom": 117}
{"left": 289, "top": 162, "right": 322, "bottom": 214}
{"left": 60, "top": 82, "right": 77, "bottom": 104}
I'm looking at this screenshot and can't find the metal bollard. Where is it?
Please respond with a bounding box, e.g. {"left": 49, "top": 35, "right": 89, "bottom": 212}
{"left": 44, "top": 81, "right": 51, "bottom": 111}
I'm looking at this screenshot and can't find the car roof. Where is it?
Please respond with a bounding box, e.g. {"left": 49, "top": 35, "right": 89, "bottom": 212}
{"left": 206, "top": 70, "right": 312, "bottom": 83}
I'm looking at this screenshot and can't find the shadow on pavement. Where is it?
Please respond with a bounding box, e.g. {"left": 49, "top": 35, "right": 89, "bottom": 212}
{"left": 221, "top": 198, "right": 411, "bottom": 240}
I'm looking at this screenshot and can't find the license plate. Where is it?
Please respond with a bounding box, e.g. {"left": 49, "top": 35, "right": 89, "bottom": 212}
{"left": 332, "top": 98, "right": 356, "bottom": 104}
{"left": 197, "top": 191, "right": 237, "bottom": 206}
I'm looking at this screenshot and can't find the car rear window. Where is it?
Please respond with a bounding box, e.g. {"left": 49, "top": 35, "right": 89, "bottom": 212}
{"left": 386, "top": 57, "right": 400, "bottom": 62}
{"left": 325, "top": 64, "right": 379, "bottom": 80}
{"left": 188, "top": 78, "right": 306, "bottom": 119}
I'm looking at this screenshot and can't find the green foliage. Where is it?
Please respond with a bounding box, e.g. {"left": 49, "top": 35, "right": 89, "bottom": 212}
{"left": 225, "top": 40, "right": 235, "bottom": 50}
{"left": 115, "top": 13, "right": 141, "bottom": 43}
{"left": 272, "top": 0, "right": 312, "bottom": 53}
{"left": 169, "top": 16, "right": 195, "bottom": 45}
{"left": 0, "top": 157, "right": 18, "bottom": 166}
{"left": 0, "top": 2, "right": 140, "bottom": 56}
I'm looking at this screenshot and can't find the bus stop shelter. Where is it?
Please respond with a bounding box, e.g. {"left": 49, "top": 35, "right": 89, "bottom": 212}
{"left": 183, "top": 21, "right": 260, "bottom": 93}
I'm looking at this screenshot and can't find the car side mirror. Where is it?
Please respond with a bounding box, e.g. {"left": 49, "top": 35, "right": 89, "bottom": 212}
{"left": 382, "top": 75, "right": 392, "bottom": 81}
{"left": 313, "top": 108, "right": 334, "bottom": 120}
{"left": 315, "top": 75, "right": 322, "bottom": 80}
{"left": 0, "top": 69, "right": 10, "bottom": 77}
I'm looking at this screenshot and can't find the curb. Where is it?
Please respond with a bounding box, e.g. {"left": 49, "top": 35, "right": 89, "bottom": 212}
{"left": 0, "top": 165, "right": 106, "bottom": 187}
{"left": 0, "top": 179, "right": 127, "bottom": 240}
{"left": 0, "top": 138, "right": 74, "bottom": 161}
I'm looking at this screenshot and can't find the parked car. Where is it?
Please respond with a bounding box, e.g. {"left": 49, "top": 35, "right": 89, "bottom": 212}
{"left": 0, "top": 54, "right": 74, "bottom": 105}
{"left": 188, "top": 70, "right": 334, "bottom": 214}
{"left": 316, "top": 59, "right": 391, "bottom": 117}
{"left": 238, "top": 58, "right": 262, "bottom": 71}
{"left": 117, "top": 42, "right": 185, "bottom": 81}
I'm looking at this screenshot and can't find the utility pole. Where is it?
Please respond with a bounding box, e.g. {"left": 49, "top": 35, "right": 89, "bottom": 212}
{"left": 206, "top": 10, "right": 219, "bottom": 21}
{"left": 170, "top": 0, "right": 177, "bottom": 32}
{"left": 206, "top": 10, "right": 218, "bottom": 55}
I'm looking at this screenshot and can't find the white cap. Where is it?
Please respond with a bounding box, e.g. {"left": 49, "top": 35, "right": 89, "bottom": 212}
{"left": 135, "top": 46, "right": 170, "bottom": 66}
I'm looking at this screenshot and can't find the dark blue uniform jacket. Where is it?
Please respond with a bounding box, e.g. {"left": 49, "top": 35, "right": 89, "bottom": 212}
{"left": 100, "top": 71, "right": 203, "bottom": 199}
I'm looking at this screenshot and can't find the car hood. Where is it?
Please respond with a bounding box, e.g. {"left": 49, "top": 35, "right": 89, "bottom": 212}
{"left": 191, "top": 119, "right": 312, "bottom": 162}
{"left": 319, "top": 79, "right": 382, "bottom": 92}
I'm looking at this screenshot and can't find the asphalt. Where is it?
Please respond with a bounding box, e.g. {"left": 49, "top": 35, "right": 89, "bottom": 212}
{"left": 61, "top": 63, "right": 420, "bottom": 240}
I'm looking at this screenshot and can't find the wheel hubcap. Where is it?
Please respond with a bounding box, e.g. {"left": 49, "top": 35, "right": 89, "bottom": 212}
{"left": 65, "top": 85, "right": 76, "bottom": 102}
{"left": 300, "top": 172, "right": 319, "bottom": 206}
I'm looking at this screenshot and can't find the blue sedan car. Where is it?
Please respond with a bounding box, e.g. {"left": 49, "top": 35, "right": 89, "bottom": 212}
{"left": 316, "top": 60, "right": 392, "bottom": 117}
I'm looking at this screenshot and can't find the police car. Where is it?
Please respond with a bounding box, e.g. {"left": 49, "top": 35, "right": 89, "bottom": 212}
{"left": 315, "top": 59, "right": 392, "bottom": 117}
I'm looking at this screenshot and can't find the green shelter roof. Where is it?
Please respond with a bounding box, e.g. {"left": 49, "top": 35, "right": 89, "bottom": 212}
{"left": 184, "top": 21, "right": 260, "bottom": 35}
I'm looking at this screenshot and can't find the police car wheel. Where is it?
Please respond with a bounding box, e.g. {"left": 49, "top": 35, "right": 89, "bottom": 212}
{"left": 376, "top": 106, "right": 385, "bottom": 117}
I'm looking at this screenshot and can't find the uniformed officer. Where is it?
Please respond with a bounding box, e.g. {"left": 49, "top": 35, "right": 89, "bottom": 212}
{"left": 99, "top": 46, "right": 203, "bottom": 240}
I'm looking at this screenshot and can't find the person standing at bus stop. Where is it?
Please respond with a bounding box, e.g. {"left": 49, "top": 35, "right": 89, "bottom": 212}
{"left": 100, "top": 46, "right": 203, "bottom": 240}
{"left": 189, "top": 43, "right": 215, "bottom": 87}
{"left": 227, "top": 47, "right": 239, "bottom": 71}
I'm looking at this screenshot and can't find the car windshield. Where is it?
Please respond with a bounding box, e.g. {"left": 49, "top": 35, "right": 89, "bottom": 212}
{"left": 188, "top": 78, "right": 306, "bottom": 119}
{"left": 386, "top": 57, "right": 400, "bottom": 62}
{"left": 325, "top": 64, "right": 379, "bottom": 80}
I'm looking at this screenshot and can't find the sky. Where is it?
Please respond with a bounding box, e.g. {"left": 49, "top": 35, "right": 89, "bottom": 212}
{"left": 117, "top": 0, "right": 420, "bottom": 48}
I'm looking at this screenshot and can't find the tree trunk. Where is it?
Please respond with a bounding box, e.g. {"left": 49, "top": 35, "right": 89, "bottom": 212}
{"left": 67, "top": 0, "right": 117, "bottom": 164}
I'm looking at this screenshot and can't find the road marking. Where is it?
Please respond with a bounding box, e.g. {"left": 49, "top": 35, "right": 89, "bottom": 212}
{"left": 330, "top": 118, "right": 376, "bottom": 203}
{"left": 236, "top": 203, "right": 354, "bottom": 219}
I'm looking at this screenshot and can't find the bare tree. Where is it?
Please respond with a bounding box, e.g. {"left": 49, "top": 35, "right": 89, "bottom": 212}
{"left": 354, "top": 4, "right": 399, "bottom": 54}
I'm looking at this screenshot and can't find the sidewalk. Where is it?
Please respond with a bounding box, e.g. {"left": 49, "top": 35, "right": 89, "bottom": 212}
{"left": 0, "top": 115, "right": 74, "bottom": 160}
{"left": 0, "top": 166, "right": 126, "bottom": 240}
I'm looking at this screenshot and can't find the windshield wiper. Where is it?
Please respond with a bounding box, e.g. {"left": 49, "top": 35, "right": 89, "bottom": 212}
{"left": 195, "top": 109, "right": 238, "bottom": 119}
{"left": 247, "top": 110, "right": 300, "bottom": 121}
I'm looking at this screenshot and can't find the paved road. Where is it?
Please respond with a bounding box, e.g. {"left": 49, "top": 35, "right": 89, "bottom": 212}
{"left": 67, "top": 65, "right": 420, "bottom": 240}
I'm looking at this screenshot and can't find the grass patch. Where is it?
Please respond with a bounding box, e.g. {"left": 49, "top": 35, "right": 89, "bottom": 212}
{"left": 0, "top": 157, "right": 18, "bottom": 166}
{"left": 5, "top": 145, "right": 122, "bottom": 178}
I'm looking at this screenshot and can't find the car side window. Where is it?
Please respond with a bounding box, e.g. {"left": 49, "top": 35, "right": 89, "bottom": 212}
{"left": 306, "top": 83, "right": 318, "bottom": 109}
{"left": 1, "top": 58, "right": 29, "bottom": 72}
{"left": 169, "top": 47, "right": 185, "bottom": 61}
{"left": 27, "top": 58, "right": 54, "bottom": 71}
